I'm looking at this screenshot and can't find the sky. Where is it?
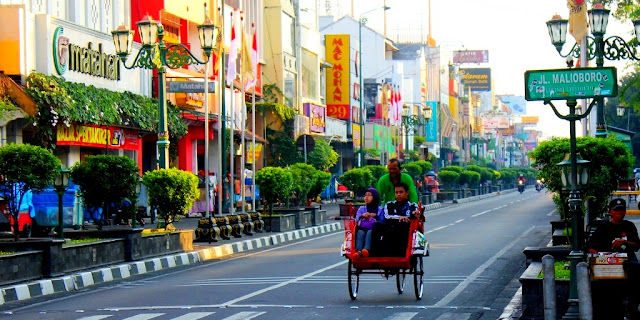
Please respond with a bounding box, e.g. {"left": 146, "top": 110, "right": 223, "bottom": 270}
{"left": 324, "top": 0, "right": 637, "bottom": 139}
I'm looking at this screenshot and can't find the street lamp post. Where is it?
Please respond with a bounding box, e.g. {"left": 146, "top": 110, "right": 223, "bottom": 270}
{"left": 546, "top": 4, "right": 640, "bottom": 137}
{"left": 359, "top": 6, "right": 390, "bottom": 167}
{"left": 617, "top": 103, "right": 631, "bottom": 130}
{"left": 401, "top": 105, "right": 431, "bottom": 163}
{"left": 131, "top": 177, "right": 143, "bottom": 228}
{"left": 547, "top": 98, "right": 595, "bottom": 319}
{"left": 54, "top": 166, "right": 70, "bottom": 240}
{"left": 472, "top": 131, "right": 479, "bottom": 164}
{"left": 111, "top": 13, "right": 217, "bottom": 169}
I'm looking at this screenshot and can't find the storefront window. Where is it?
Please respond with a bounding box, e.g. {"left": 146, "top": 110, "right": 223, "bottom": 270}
{"left": 301, "top": 49, "right": 318, "bottom": 101}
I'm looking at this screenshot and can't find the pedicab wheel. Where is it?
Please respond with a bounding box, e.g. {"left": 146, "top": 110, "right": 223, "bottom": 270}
{"left": 413, "top": 256, "right": 424, "bottom": 300}
{"left": 348, "top": 259, "right": 359, "bottom": 300}
{"left": 396, "top": 269, "right": 405, "bottom": 294}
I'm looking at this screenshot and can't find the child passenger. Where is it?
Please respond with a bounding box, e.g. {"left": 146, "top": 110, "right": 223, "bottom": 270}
{"left": 353, "top": 188, "right": 384, "bottom": 258}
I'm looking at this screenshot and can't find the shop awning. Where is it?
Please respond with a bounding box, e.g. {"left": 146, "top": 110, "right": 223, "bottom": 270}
{"left": 440, "top": 103, "right": 455, "bottom": 138}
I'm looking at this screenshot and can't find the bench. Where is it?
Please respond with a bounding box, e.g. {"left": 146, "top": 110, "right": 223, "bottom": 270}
{"left": 195, "top": 218, "right": 221, "bottom": 243}
{"left": 238, "top": 213, "right": 254, "bottom": 235}
{"left": 225, "top": 215, "right": 243, "bottom": 238}
{"left": 250, "top": 213, "right": 265, "bottom": 233}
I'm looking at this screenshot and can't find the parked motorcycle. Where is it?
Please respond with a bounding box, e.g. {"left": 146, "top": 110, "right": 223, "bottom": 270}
{"left": 518, "top": 180, "right": 525, "bottom": 194}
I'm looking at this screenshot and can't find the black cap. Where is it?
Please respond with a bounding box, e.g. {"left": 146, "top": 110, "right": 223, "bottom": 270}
{"left": 609, "top": 198, "right": 626, "bottom": 211}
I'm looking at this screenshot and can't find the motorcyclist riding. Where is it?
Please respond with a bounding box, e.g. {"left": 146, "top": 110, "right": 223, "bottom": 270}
{"left": 517, "top": 174, "right": 526, "bottom": 194}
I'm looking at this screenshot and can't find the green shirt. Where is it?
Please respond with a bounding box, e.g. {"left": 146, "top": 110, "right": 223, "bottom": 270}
{"left": 376, "top": 173, "right": 419, "bottom": 204}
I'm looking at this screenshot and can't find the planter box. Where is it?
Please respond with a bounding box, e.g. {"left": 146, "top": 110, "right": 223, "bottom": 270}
{"left": 274, "top": 208, "right": 312, "bottom": 229}
{"left": 0, "top": 251, "right": 43, "bottom": 286}
{"left": 263, "top": 214, "right": 296, "bottom": 232}
{"left": 523, "top": 246, "right": 571, "bottom": 265}
{"left": 139, "top": 232, "right": 187, "bottom": 259}
{"left": 492, "top": 185, "right": 501, "bottom": 193}
{"left": 61, "top": 239, "right": 125, "bottom": 274}
{"left": 436, "top": 191, "right": 458, "bottom": 202}
{"left": 312, "top": 209, "right": 327, "bottom": 226}
{"left": 519, "top": 262, "right": 570, "bottom": 319}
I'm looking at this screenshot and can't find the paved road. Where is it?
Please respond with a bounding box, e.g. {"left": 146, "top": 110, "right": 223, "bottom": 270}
{"left": 1, "top": 188, "right": 555, "bottom": 320}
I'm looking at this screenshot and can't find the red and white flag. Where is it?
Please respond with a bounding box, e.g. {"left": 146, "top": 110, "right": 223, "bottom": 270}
{"left": 226, "top": 9, "right": 239, "bottom": 86}
{"left": 245, "top": 26, "right": 258, "bottom": 90}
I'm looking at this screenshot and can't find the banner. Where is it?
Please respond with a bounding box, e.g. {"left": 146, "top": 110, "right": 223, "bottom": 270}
{"left": 325, "top": 34, "right": 350, "bottom": 120}
{"left": 425, "top": 101, "right": 438, "bottom": 142}
{"left": 246, "top": 142, "right": 263, "bottom": 164}
{"left": 460, "top": 68, "right": 491, "bottom": 92}
{"left": 482, "top": 116, "right": 509, "bottom": 129}
{"left": 56, "top": 123, "right": 139, "bottom": 150}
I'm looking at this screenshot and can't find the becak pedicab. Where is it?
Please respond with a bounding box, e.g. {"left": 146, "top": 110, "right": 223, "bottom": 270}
{"left": 341, "top": 203, "right": 429, "bottom": 300}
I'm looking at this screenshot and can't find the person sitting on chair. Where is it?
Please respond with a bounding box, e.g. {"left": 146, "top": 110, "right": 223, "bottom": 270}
{"left": 378, "top": 182, "right": 421, "bottom": 257}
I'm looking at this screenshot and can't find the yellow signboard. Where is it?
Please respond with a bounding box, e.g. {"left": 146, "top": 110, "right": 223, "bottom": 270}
{"left": 325, "top": 34, "right": 350, "bottom": 120}
{"left": 521, "top": 116, "right": 539, "bottom": 124}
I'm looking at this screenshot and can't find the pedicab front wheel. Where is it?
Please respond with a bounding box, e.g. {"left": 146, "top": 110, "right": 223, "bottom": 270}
{"left": 396, "top": 269, "right": 405, "bottom": 294}
{"left": 348, "top": 259, "right": 359, "bottom": 300}
{"left": 413, "top": 256, "right": 424, "bottom": 300}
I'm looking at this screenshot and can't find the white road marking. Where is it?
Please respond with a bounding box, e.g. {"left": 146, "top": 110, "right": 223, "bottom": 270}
{"left": 170, "top": 312, "right": 214, "bottom": 320}
{"left": 219, "top": 260, "right": 347, "bottom": 306}
{"left": 122, "top": 313, "right": 164, "bottom": 320}
{"left": 546, "top": 209, "right": 557, "bottom": 217}
{"left": 454, "top": 219, "right": 464, "bottom": 224}
{"left": 384, "top": 312, "right": 419, "bottom": 319}
{"left": 76, "top": 316, "right": 111, "bottom": 320}
{"left": 433, "top": 226, "right": 536, "bottom": 308}
{"left": 221, "top": 311, "right": 265, "bottom": 320}
{"left": 426, "top": 226, "right": 447, "bottom": 233}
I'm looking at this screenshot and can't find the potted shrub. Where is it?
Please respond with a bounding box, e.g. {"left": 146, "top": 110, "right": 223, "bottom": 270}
{"left": 142, "top": 168, "right": 199, "bottom": 230}
{"left": 71, "top": 155, "right": 140, "bottom": 230}
{"left": 364, "top": 165, "right": 388, "bottom": 183}
{"left": 289, "top": 163, "right": 315, "bottom": 207}
{"left": 255, "top": 166, "right": 294, "bottom": 231}
{"left": 0, "top": 144, "right": 59, "bottom": 239}
{"left": 339, "top": 168, "right": 374, "bottom": 199}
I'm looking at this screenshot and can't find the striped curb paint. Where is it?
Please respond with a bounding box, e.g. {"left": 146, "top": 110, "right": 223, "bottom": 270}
{"left": 0, "top": 222, "right": 341, "bottom": 306}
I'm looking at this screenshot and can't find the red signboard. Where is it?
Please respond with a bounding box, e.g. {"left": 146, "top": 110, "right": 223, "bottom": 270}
{"left": 57, "top": 123, "right": 140, "bottom": 150}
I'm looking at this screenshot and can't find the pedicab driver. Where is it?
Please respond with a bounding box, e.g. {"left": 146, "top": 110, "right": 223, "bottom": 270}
{"left": 376, "top": 158, "right": 418, "bottom": 204}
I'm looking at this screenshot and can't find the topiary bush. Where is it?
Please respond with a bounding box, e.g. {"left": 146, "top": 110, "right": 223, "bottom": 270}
{"left": 441, "top": 165, "right": 463, "bottom": 174}
{"left": 364, "top": 165, "right": 388, "bottom": 182}
{"left": 413, "top": 160, "right": 432, "bottom": 176}
{"left": 339, "top": 168, "right": 375, "bottom": 197}
{"left": 142, "top": 168, "right": 199, "bottom": 230}
{"left": 403, "top": 163, "right": 423, "bottom": 181}
{"left": 0, "top": 143, "right": 60, "bottom": 239}
{"left": 438, "top": 170, "right": 460, "bottom": 189}
{"left": 459, "top": 170, "right": 480, "bottom": 187}
{"left": 255, "top": 166, "right": 293, "bottom": 214}
{"left": 71, "top": 155, "right": 140, "bottom": 230}
{"left": 308, "top": 170, "right": 331, "bottom": 203}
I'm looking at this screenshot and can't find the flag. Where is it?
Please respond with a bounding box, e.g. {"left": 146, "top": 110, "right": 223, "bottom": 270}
{"left": 568, "top": 0, "right": 588, "bottom": 43}
{"left": 212, "top": 7, "right": 223, "bottom": 79}
{"left": 245, "top": 26, "right": 258, "bottom": 90}
{"left": 226, "top": 10, "right": 239, "bottom": 86}
{"left": 241, "top": 23, "right": 254, "bottom": 85}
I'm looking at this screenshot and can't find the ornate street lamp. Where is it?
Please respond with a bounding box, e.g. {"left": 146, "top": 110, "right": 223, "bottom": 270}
{"left": 54, "top": 165, "right": 71, "bottom": 240}
{"left": 131, "top": 177, "right": 143, "bottom": 228}
{"left": 546, "top": 4, "right": 640, "bottom": 138}
{"left": 617, "top": 103, "right": 631, "bottom": 130}
{"left": 111, "top": 12, "right": 218, "bottom": 169}
{"left": 557, "top": 153, "right": 590, "bottom": 191}
{"left": 401, "top": 105, "right": 430, "bottom": 163}
{"left": 359, "top": 6, "right": 390, "bottom": 167}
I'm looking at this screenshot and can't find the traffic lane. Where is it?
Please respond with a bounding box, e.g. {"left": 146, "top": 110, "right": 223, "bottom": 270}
{"left": 1, "top": 232, "right": 348, "bottom": 318}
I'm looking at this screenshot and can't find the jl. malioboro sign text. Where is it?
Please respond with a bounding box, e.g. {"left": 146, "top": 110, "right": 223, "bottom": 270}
{"left": 524, "top": 67, "right": 617, "bottom": 101}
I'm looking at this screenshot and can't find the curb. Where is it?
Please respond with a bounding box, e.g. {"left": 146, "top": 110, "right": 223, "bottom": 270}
{"left": 423, "top": 202, "right": 442, "bottom": 211}
{"left": 453, "top": 192, "right": 501, "bottom": 204}
{"left": 0, "top": 222, "right": 341, "bottom": 306}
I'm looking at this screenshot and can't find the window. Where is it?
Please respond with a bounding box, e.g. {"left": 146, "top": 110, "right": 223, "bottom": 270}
{"left": 301, "top": 49, "right": 318, "bottom": 101}
{"left": 282, "top": 13, "right": 295, "bottom": 54}
{"left": 284, "top": 70, "right": 296, "bottom": 108}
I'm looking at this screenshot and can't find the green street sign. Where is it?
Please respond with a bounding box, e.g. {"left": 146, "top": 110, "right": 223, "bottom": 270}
{"left": 524, "top": 67, "right": 617, "bottom": 101}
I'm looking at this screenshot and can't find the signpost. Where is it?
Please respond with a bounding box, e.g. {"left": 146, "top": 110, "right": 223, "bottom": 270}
{"left": 524, "top": 67, "right": 617, "bottom": 101}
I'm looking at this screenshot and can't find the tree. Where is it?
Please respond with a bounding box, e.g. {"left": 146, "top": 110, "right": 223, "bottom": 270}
{"left": 339, "top": 168, "right": 375, "bottom": 197}
{"left": 255, "top": 166, "right": 293, "bottom": 215}
{"left": 308, "top": 139, "right": 338, "bottom": 171}
{"left": 266, "top": 125, "right": 302, "bottom": 167}
{"left": 459, "top": 170, "right": 480, "bottom": 187}
{"left": 529, "top": 136, "right": 633, "bottom": 218}
{"left": 0, "top": 144, "right": 59, "bottom": 239}
{"left": 413, "top": 160, "right": 432, "bottom": 175}
{"left": 308, "top": 170, "right": 331, "bottom": 203}
{"left": 289, "top": 163, "right": 316, "bottom": 206}
{"left": 404, "top": 163, "right": 423, "bottom": 181}
{"left": 71, "top": 155, "right": 140, "bottom": 230}
{"left": 142, "top": 168, "right": 199, "bottom": 230}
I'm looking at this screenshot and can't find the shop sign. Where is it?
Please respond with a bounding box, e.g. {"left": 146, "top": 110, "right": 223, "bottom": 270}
{"left": 460, "top": 68, "right": 491, "bottom": 92}
{"left": 56, "top": 123, "right": 139, "bottom": 150}
{"left": 53, "top": 27, "right": 121, "bottom": 81}
{"left": 453, "top": 50, "right": 489, "bottom": 64}
{"left": 325, "top": 34, "right": 350, "bottom": 120}
{"left": 304, "top": 103, "right": 326, "bottom": 133}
